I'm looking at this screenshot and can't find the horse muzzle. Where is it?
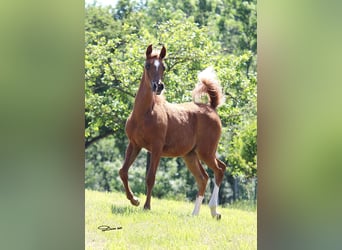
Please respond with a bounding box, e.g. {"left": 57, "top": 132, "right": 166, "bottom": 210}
{"left": 152, "top": 81, "right": 164, "bottom": 95}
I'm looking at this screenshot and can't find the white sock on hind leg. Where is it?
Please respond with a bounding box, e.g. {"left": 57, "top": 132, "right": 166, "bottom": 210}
{"left": 192, "top": 195, "right": 204, "bottom": 216}
{"left": 209, "top": 184, "right": 219, "bottom": 208}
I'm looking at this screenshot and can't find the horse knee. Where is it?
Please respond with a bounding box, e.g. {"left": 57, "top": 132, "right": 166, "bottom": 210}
{"left": 146, "top": 176, "right": 156, "bottom": 188}
{"left": 146, "top": 170, "right": 157, "bottom": 188}
{"left": 119, "top": 168, "right": 127, "bottom": 181}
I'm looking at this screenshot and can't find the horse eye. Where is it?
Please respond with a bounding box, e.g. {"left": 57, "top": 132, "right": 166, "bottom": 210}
{"left": 145, "top": 63, "right": 150, "bottom": 70}
{"left": 162, "top": 65, "right": 166, "bottom": 70}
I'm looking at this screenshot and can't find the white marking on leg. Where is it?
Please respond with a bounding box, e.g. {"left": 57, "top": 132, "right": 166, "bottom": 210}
{"left": 192, "top": 195, "right": 204, "bottom": 216}
{"left": 209, "top": 184, "right": 219, "bottom": 207}
{"left": 154, "top": 60, "right": 160, "bottom": 71}
{"left": 209, "top": 184, "right": 220, "bottom": 217}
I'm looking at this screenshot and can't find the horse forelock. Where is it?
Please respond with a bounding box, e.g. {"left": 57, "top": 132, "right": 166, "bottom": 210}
{"left": 151, "top": 52, "right": 159, "bottom": 58}
{"left": 147, "top": 50, "right": 163, "bottom": 59}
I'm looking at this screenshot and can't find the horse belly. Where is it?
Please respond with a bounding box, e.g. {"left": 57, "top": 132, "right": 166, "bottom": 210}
{"left": 160, "top": 108, "right": 198, "bottom": 157}
{"left": 161, "top": 144, "right": 193, "bottom": 157}
{"left": 162, "top": 129, "right": 195, "bottom": 157}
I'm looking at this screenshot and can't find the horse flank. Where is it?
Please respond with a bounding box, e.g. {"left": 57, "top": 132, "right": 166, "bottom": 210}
{"left": 192, "top": 67, "right": 224, "bottom": 109}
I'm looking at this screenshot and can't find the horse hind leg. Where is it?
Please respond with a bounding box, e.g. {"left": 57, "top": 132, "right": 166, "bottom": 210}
{"left": 119, "top": 142, "right": 141, "bottom": 206}
{"left": 201, "top": 156, "right": 226, "bottom": 220}
{"left": 183, "top": 151, "right": 209, "bottom": 216}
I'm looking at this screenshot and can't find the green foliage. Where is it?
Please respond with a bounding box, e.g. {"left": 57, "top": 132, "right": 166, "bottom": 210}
{"left": 85, "top": 0, "right": 257, "bottom": 204}
{"left": 223, "top": 120, "right": 257, "bottom": 178}
{"left": 85, "top": 136, "right": 123, "bottom": 191}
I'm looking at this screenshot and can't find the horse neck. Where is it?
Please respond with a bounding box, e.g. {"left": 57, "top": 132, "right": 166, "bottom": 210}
{"left": 132, "top": 74, "right": 155, "bottom": 118}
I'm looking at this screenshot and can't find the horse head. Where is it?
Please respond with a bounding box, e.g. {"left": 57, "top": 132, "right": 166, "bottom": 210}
{"left": 144, "top": 44, "right": 166, "bottom": 95}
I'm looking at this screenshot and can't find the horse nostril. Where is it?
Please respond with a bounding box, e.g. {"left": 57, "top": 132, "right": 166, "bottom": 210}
{"left": 152, "top": 81, "right": 164, "bottom": 93}
{"left": 152, "top": 82, "right": 157, "bottom": 91}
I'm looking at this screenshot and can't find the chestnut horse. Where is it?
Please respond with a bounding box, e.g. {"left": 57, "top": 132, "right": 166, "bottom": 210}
{"left": 119, "top": 44, "right": 226, "bottom": 219}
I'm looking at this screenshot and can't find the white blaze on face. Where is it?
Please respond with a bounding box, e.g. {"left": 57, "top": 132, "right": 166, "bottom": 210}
{"left": 154, "top": 60, "right": 160, "bottom": 71}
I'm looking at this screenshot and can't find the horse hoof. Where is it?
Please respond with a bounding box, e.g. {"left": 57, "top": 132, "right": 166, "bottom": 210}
{"left": 143, "top": 204, "right": 151, "bottom": 210}
{"left": 130, "top": 197, "right": 140, "bottom": 206}
{"left": 211, "top": 211, "right": 221, "bottom": 220}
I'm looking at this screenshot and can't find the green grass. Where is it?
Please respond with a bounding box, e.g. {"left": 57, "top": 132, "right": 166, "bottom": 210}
{"left": 85, "top": 190, "right": 256, "bottom": 249}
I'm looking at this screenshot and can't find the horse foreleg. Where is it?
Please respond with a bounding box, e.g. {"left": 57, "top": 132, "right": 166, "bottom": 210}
{"left": 119, "top": 142, "right": 141, "bottom": 206}
{"left": 143, "top": 149, "right": 161, "bottom": 210}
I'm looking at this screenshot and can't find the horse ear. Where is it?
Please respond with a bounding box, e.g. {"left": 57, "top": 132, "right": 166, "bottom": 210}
{"left": 159, "top": 46, "right": 166, "bottom": 59}
{"left": 146, "top": 44, "right": 153, "bottom": 58}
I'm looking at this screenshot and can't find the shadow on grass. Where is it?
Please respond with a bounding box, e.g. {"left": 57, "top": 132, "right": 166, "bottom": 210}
{"left": 111, "top": 204, "right": 186, "bottom": 217}
{"left": 111, "top": 204, "right": 141, "bottom": 215}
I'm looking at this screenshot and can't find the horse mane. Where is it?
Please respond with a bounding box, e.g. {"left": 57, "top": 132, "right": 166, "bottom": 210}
{"left": 192, "top": 67, "right": 225, "bottom": 109}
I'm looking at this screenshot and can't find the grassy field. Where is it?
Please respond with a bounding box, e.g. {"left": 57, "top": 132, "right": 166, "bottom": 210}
{"left": 85, "top": 190, "right": 256, "bottom": 249}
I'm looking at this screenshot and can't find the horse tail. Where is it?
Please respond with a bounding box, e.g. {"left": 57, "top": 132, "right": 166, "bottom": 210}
{"left": 192, "top": 67, "right": 225, "bottom": 109}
